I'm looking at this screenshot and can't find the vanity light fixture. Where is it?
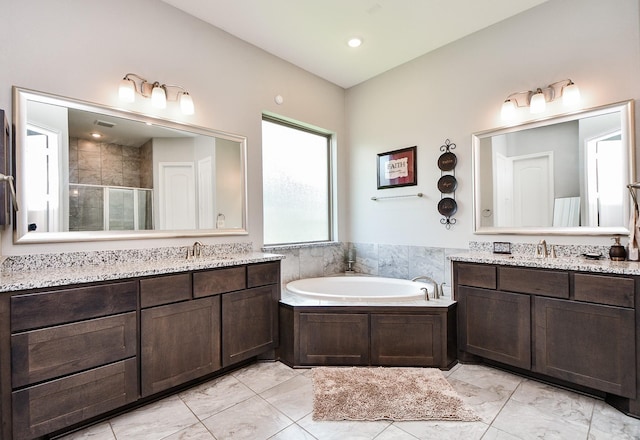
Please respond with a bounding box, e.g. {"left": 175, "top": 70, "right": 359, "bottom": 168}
{"left": 501, "top": 79, "right": 580, "bottom": 120}
{"left": 118, "top": 73, "right": 195, "bottom": 115}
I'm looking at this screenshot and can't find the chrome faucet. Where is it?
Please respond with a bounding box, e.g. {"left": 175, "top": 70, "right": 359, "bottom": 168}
{"left": 186, "top": 241, "right": 204, "bottom": 260}
{"left": 537, "top": 240, "right": 548, "bottom": 258}
{"left": 193, "top": 241, "right": 203, "bottom": 258}
{"left": 411, "top": 275, "right": 441, "bottom": 300}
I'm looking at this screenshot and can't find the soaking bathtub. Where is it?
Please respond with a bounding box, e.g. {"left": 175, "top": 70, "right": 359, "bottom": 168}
{"left": 279, "top": 275, "right": 457, "bottom": 368}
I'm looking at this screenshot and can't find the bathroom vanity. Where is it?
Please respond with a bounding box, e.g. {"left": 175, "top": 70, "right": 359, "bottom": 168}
{"left": 0, "top": 253, "right": 282, "bottom": 440}
{"left": 452, "top": 254, "right": 640, "bottom": 418}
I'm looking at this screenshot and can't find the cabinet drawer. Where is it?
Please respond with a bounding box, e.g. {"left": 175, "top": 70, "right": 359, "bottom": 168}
{"left": 247, "top": 261, "right": 280, "bottom": 288}
{"left": 193, "top": 266, "right": 246, "bottom": 298}
{"left": 12, "top": 312, "right": 137, "bottom": 388}
{"left": 456, "top": 263, "right": 496, "bottom": 289}
{"left": 574, "top": 273, "right": 634, "bottom": 308}
{"left": 11, "top": 281, "right": 138, "bottom": 332}
{"left": 12, "top": 358, "right": 138, "bottom": 440}
{"left": 499, "top": 267, "right": 568, "bottom": 298}
{"left": 140, "top": 273, "right": 191, "bottom": 308}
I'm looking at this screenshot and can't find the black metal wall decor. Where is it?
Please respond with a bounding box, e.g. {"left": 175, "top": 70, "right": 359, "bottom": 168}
{"left": 437, "top": 139, "right": 457, "bottom": 229}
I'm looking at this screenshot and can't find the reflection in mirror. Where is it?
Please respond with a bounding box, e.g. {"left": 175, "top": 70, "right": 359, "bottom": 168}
{"left": 14, "top": 87, "right": 248, "bottom": 243}
{"left": 473, "top": 100, "right": 635, "bottom": 235}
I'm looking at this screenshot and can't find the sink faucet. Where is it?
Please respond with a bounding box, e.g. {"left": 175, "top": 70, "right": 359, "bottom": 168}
{"left": 411, "top": 275, "right": 441, "bottom": 300}
{"left": 186, "top": 241, "right": 204, "bottom": 260}
{"left": 537, "top": 240, "right": 548, "bottom": 258}
{"left": 193, "top": 241, "right": 203, "bottom": 258}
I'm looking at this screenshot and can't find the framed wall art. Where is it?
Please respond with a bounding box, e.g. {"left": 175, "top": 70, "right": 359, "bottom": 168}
{"left": 376, "top": 146, "right": 417, "bottom": 189}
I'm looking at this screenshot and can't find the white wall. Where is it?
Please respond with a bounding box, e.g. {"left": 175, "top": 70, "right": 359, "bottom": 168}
{"left": 0, "top": 0, "right": 346, "bottom": 255}
{"left": 346, "top": 0, "right": 640, "bottom": 248}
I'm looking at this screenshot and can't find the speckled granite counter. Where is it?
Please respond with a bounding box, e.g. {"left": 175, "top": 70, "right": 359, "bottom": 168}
{"left": 450, "top": 251, "right": 640, "bottom": 276}
{"left": 0, "top": 251, "right": 284, "bottom": 293}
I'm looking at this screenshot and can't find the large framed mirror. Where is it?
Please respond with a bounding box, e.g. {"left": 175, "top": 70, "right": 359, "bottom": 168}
{"left": 13, "top": 87, "right": 248, "bottom": 243}
{"left": 472, "top": 100, "right": 635, "bottom": 235}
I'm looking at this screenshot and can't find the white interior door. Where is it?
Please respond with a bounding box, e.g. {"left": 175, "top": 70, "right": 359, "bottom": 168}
{"left": 158, "top": 162, "right": 196, "bottom": 230}
{"left": 510, "top": 152, "right": 554, "bottom": 227}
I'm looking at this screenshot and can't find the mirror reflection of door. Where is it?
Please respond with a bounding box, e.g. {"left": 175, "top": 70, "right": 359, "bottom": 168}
{"left": 158, "top": 162, "right": 196, "bottom": 230}
{"left": 585, "top": 131, "right": 624, "bottom": 227}
{"left": 26, "top": 125, "right": 62, "bottom": 232}
{"left": 494, "top": 151, "right": 554, "bottom": 227}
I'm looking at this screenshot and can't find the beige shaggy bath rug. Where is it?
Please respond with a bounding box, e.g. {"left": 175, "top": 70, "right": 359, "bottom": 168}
{"left": 311, "top": 367, "right": 480, "bottom": 422}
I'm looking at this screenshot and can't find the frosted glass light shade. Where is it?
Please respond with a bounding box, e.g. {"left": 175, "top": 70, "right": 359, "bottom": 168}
{"left": 180, "top": 93, "right": 194, "bottom": 115}
{"left": 118, "top": 78, "right": 135, "bottom": 103}
{"left": 501, "top": 99, "right": 516, "bottom": 120}
{"left": 151, "top": 85, "right": 166, "bottom": 109}
{"left": 562, "top": 82, "right": 581, "bottom": 106}
{"left": 530, "top": 91, "right": 546, "bottom": 114}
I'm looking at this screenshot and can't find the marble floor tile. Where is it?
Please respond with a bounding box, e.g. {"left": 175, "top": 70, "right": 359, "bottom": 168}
{"left": 447, "top": 376, "right": 514, "bottom": 423}
{"left": 393, "top": 420, "right": 489, "bottom": 440}
{"left": 297, "top": 414, "right": 390, "bottom": 440}
{"left": 589, "top": 400, "right": 640, "bottom": 440}
{"left": 509, "top": 378, "right": 595, "bottom": 426}
{"left": 201, "top": 395, "right": 292, "bottom": 440}
{"left": 109, "top": 395, "right": 199, "bottom": 440}
{"left": 374, "top": 424, "right": 420, "bottom": 439}
{"left": 260, "top": 374, "right": 314, "bottom": 421}
{"left": 58, "top": 422, "right": 115, "bottom": 440}
{"left": 56, "top": 361, "right": 640, "bottom": 440}
{"left": 492, "top": 398, "right": 590, "bottom": 439}
{"left": 161, "top": 422, "right": 216, "bottom": 440}
{"left": 179, "top": 373, "right": 256, "bottom": 420}
{"left": 232, "top": 361, "right": 302, "bottom": 394}
{"left": 269, "top": 423, "right": 318, "bottom": 440}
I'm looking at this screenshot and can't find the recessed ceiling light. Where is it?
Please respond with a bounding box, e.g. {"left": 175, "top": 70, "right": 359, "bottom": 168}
{"left": 347, "top": 37, "right": 362, "bottom": 48}
{"left": 90, "top": 132, "right": 102, "bottom": 138}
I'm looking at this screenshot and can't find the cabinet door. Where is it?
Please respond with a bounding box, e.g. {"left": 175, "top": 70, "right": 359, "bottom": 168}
{"left": 222, "top": 286, "right": 278, "bottom": 366}
{"left": 298, "top": 313, "right": 369, "bottom": 366}
{"left": 12, "top": 358, "right": 137, "bottom": 440}
{"left": 458, "top": 286, "right": 531, "bottom": 369}
{"left": 141, "top": 296, "right": 221, "bottom": 397}
{"left": 533, "top": 296, "right": 636, "bottom": 398}
{"left": 371, "top": 314, "right": 443, "bottom": 367}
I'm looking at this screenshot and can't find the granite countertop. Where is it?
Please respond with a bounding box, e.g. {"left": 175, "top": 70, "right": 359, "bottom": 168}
{"left": 0, "top": 252, "right": 284, "bottom": 293}
{"left": 450, "top": 251, "right": 640, "bottom": 276}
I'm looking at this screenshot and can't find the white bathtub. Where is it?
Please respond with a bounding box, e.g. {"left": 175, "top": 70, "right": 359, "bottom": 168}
{"left": 285, "top": 276, "right": 431, "bottom": 302}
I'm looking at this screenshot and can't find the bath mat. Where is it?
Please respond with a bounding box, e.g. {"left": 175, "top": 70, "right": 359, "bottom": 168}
{"left": 311, "top": 366, "right": 480, "bottom": 422}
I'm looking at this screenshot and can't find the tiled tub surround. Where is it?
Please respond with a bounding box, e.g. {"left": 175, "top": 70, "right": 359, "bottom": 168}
{"left": 272, "top": 242, "right": 465, "bottom": 296}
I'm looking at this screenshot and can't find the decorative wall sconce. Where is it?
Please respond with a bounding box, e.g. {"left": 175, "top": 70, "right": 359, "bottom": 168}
{"left": 118, "top": 73, "right": 194, "bottom": 115}
{"left": 501, "top": 79, "right": 580, "bottom": 120}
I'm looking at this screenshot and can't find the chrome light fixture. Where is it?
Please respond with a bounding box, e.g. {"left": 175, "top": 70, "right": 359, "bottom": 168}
{"left": 118, "top": 73, "right": 195, "bottom": 115}
{"left": 501, "top": 79, "right": 580, "bottom": 121}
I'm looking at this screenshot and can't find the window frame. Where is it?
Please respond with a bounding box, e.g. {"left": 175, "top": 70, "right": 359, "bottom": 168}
{"left": 261, "top": 115, "right": 335, "bottom": 246}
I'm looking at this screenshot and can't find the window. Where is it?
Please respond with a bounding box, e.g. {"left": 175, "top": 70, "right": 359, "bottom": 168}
{"left": 262, "top": 116, "right": 332, "bottom": 245}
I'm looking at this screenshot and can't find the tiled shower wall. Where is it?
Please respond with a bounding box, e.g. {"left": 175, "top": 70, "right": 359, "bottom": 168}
{"left": 275, "top": 242, "right": 467, "bottom": 296}
{"left": 68, "top": 137, "right": 152, "bottom": 231}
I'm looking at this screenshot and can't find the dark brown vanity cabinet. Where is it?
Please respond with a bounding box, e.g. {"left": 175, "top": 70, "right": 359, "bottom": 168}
{"left": 6, "top": 260, "right": 281, "bottom": 440}
{"left": 10, "top": 282, "right": 139, "bottom": 440}
{"left": 454, "top": 262, "right": 637, "bottom": 403}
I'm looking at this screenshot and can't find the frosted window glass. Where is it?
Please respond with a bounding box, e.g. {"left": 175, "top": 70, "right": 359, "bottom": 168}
{"left": 262, "top": 119, "right": 331, "bottom": 245}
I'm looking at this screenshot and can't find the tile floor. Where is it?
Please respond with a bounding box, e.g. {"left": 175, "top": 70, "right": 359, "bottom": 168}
{"left": 60, "top": 361, "right": 640, "bottom": 440}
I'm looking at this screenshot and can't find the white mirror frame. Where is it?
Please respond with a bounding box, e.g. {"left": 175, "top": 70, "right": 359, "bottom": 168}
{"left": 472, "top": 100, "right": 636, "bottom": 236}
{"left": 13, "top": 87, "right": 249, "bottom": 243}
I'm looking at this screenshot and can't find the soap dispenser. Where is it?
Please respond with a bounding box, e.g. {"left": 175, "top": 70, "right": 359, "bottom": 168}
{"left": 610, "top": 237, "right": 627, "bottom": 261}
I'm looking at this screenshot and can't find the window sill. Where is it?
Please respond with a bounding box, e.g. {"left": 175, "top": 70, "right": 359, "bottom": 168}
{"left": 262, "top": 241, "right": 342, "bottom": 252}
